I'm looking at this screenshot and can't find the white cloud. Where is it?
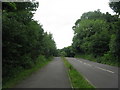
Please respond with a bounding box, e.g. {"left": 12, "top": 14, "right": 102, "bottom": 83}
{"left": 34, "top": 0, "right": 114, "bottom": 49}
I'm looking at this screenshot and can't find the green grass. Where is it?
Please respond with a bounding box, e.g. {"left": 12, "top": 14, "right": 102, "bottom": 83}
{"left": 62, "top": 57, "right": 95, "bottom": 88}
{"left": 3, "top": 55, "right": 52, "bottom": 88}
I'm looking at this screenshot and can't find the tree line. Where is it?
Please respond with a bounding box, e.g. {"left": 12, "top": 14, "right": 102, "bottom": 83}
{"left": 60, "top": 1, "right": 120, "bottom": 66}
{"left": 2, "top": 1, "right": 120, "bottom": 86}
{"left": 2, "top": 2, "right": 57, "bottom": 84}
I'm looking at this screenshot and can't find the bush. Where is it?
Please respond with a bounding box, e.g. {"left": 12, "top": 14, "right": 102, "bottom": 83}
{"left": 100, "top": 52, "right": 118, "bottom": 66}
{"left": 20, "top": 54, "right": 35, "bottom": 69}
{"left": 35, "top": 55, "right": 46, "bottom": 64}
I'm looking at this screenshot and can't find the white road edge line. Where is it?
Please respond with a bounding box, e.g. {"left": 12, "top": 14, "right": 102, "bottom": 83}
{"left": 83, "top": 62, "right": 87, "bottom": 64}
{"left": 84, "top": 77, "right": 96, "bottom": 88}
{"left": 96, "top": 67, "right": 115, "bottom": 73}
{"left": 79, "top": 61, "right": 83, "bottom": 63}
{"left": 77, "top": 60, "right": 92, "bottom": 67}
{"left": 86, "top": 64, "right": 92, "bottom": 67}
{"left": 77, "top": 60, "right": 114, "bottom": 73}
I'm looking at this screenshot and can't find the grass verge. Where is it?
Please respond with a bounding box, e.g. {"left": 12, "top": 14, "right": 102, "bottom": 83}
{"left": 3, "top": 55, "right": 52, "bottom": 88}
{"left": 62, "top": 57, "right": 95, "bottom": 88}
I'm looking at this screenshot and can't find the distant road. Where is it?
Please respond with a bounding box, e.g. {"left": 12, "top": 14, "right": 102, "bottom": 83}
{"left": 15, "top": 57, "right": 71, "bottom": 88}
{"left": 66, "top": 57, "right": 119, "bottom": 88}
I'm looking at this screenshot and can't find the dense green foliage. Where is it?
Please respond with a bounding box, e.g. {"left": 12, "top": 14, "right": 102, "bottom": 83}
{"left": 61, "top": 2, "right": 120, "bottom": 66}
{"left": 109, "top": 1, "right": 120, "bottom": 15}
{"left": 3, "top": 55, "right": 52, "bottom": 88}
{"left": 58, "top": 46, "right": 75, "bottom": 57}
{"left": 2, "top": 1, "right": 120, "bottom": 87}
{"left": 109, "top": 1, "right": 120, "bottom": 63}
{"left": 2, "top": 2, "right": 57, "bottom": 86}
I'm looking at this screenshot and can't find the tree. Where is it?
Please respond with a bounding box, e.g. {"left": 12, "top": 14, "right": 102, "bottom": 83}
{"left": 60, "top": 46, "right": 75, "bottom": 57}
{"left": 109, "top": 1, "right": 120, "bottom": 61}
{"left": 2, "top": 2, "right": 57, "bottom": 84}
{"left": 72, "top": 13, "right": 110, "bottom": 56}
{"left": 109, "top": 1, "right": 120, "bottom": 15}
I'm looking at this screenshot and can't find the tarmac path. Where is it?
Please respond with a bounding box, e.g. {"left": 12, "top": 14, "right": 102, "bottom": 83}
{"left": 14, "top": 57, "right": 71, "bottom": 88}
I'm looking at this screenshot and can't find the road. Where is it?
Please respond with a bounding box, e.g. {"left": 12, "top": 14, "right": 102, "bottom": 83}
{"left": 66, "top": 57, "right": 119, "bottom": 88}
{"left": 14, "top": 57, "right": 71, "bottom": 88}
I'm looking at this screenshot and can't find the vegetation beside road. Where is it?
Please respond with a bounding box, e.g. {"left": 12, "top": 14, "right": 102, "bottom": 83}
{"left": 3, "top": 55, "right": 52, "bottom": 88}
{"left": 59, "top": 2, "right": 120, "bottom": 67}
{"left": 2, "top": 1, "right": 120, "bottom": 89}
{"left": 62, "top": 57, "right": 95, "bottom": 88}
{"left": 2, "top": 2, "right": 57, "bottom": 88}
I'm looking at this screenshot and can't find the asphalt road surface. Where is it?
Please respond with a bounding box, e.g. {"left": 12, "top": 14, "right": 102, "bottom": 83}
{"left": 66, "top": 57, "right": 119, "bottom": 88}
{"left": 15, "top": 57, "right": 71, "bottom": 88}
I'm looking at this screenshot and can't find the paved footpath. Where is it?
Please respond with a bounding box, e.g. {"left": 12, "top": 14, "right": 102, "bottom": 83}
{"left": 14, "top": 57, "right": 71, "bottom": 88}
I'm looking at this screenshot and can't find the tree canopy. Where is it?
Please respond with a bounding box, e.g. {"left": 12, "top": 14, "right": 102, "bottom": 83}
{"left": 2, "top": 2, "right": 57, "bottom": 84}
{"left": 62, "top": 6, "right": 120, "bottom": 66}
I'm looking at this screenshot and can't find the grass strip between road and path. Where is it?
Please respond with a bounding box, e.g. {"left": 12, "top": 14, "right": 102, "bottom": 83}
{"left": 62, "top": 57, "right": 95, "bottom": 88}
{"left": 3, "top": 55, "right": 52, "bottom": 88}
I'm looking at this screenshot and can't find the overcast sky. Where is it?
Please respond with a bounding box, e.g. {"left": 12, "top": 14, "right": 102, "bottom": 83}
{"left": 33, "top": 0, "right": 114, "bottom": 49}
